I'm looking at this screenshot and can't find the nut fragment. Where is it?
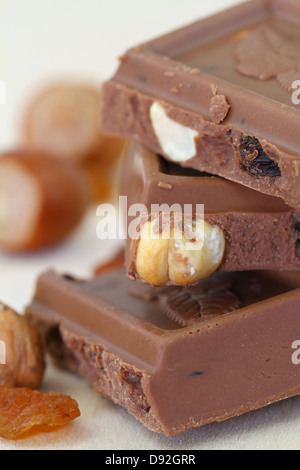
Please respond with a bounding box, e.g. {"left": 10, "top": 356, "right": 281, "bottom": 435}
{"left": 0, "top": 304, "right": 45, "bottom": 389}
{"left": 150, "top": 101, "right": 199, "bottom": 162}
{"left": 135, "top": 215, "right": 225, "bottom": 286}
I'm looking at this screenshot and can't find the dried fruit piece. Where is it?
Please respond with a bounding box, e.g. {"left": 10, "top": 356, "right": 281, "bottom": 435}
{"left": 0, "top": 387, "right": 80, "bottom": 440}
{"left": 236, "top": 135, "right": 281, "bottom": 178}
{"left": 0, "top": 304, "right": 45, "bottom": 389}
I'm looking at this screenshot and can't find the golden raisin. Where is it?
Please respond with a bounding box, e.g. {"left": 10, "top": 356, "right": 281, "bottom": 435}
{"left": 0, "top": 387, "right": 80, "bottom": 440}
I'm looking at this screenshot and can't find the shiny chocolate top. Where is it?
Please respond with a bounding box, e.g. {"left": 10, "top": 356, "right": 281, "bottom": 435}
{"left": 27, "top": 268, "right": 300, "bottom": 371}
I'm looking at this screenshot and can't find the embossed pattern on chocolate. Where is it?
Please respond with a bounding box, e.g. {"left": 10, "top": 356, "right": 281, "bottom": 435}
{"left": 158, "top": 280, "right": 241, "bottom": 327}
{"left": 234, "top": 25, "right": 300, "bottom": 91}
{"left": 129, "top": 278, "right": 241, "bottom": 327}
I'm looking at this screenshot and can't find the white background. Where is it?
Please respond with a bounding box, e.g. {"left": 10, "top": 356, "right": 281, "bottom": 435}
{"left": 0, "top": 0, "right": 299, "bottom": 450}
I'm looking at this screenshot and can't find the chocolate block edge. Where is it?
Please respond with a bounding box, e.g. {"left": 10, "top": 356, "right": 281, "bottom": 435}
{"left": 27, "top": 312, "right": 164, "bottom": 434}
{"left": 25, "top": 269, "right": 300, "bottom": 436}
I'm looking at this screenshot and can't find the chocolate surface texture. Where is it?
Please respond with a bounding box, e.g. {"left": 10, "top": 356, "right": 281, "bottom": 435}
{"left": 26, "top": 268, "right": 300, "bottom": 436}
{"left": 101, "top": 0, "right": 300, "bottom": 208}
{"left": 120, "top": 142, "right": 300, "bottom": 285}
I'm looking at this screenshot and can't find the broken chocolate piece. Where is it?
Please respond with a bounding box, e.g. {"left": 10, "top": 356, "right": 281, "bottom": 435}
{"left": 209, "top": 93, "right": 230, "bottom": 124}
{"left": 101, "top": 0, "right": 300, "bottom": 208}
{"left": 120, "top": 142, "right": 300, "bottom": 287}
{"left": 26, "top": 268, "right": 300, "bottom": 436}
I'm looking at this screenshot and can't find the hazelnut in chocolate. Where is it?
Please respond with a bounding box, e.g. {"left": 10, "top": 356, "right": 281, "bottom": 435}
{"left": 120, "top": 142, "right": 300, "bottom": 287}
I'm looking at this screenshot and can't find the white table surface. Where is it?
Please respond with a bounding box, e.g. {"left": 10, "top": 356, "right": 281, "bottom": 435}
{"left": 0, "top": 0, "right": 299, "bottom": 450}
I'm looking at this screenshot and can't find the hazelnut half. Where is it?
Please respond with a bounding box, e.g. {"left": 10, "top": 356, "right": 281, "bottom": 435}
{"left": 150, "top": 101, "right": 199, "bottom": 162}
{"left": 135, "top": 215, "right": 225, "bottom": 286}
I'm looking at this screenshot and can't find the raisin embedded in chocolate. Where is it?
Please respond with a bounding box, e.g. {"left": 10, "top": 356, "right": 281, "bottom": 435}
{"left": 236, "top": 135, "right": 281, "bottom": 178}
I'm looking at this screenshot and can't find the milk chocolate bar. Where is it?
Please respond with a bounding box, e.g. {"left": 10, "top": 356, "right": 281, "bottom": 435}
{"left": 120, "top": 142, "right": 300, "bottom": 287}
{"left": 102, "top": 0, "right": 300, "bottom": 208}
{"left": 26, "top": 268, "right": 300, "bottom": 436}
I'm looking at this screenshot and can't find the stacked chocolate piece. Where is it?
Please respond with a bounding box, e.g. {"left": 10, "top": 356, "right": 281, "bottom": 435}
{"left": 26, "top": 1, "right": 300, "bottom": 436}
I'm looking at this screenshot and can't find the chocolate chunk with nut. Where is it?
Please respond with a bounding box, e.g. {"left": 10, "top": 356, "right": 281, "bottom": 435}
{"left": 121, "top": 142, "right": 300, "bottom": 287}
